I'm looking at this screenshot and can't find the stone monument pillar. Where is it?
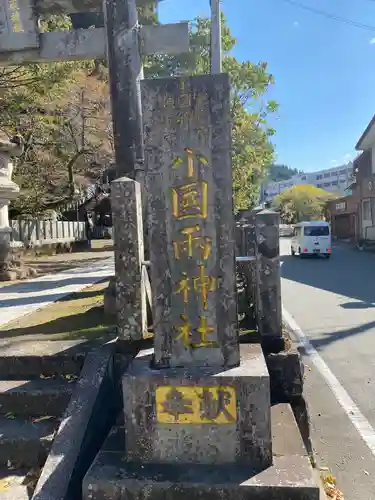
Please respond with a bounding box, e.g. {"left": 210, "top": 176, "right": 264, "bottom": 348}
{"left": 122, "top": 75, "right": 272, "bottom": 468}
{"left": 84, "top": 74, "right": 320, "bottom": 500}
{"left": 0, "top": 132, "right": 24, "bottom": 276}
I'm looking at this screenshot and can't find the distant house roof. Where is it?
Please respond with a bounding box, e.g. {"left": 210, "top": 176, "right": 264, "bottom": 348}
{"left": 356, "top": 114, "right": 375, "bottom": 151}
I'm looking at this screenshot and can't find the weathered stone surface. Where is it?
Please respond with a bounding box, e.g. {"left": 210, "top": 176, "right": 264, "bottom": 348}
{"left": 0, "top": 137, "right": 22, "bottom": 267}
{"left": 0, "top": 379, "right": 73, "bottom": 417}
{"left": 142, "top": 75, "right": 238, "bottom": 369}
{"left": 83, "top": 402, "right": 319, "bottom": 500}
{"left": 111, "top": 177, "right": 146, "bottom": 340}
{"left": 291, "top": 395, "right": 316, "bottom": 467}
{"left": 83, "top": 396, "right": 319, "bottom": 500}
{"left": 255, "top": 209, "right": 282, "bottom": 340}
{"left": 0, "top": 352, "right": 85, "bottom": 379}
{"left": 83, "top": 457, "right": 319, "bottom": 500}
{"left": 32, "top": 343, "right": 119, "bottom": 500}
{"left": 122, "top": 344, "right": 271, "bottom": 468}
{"left": 103, "top": 276, "right": 116, "bottom": 316}
{"left": 271, "top": 403, "right": 307, "bottom": 457}
{"left": 104, "top": 0, "right": 143, "bottom": 178}
{"left": 0, "top": 415, "right": 55, "bottom": 468}
{"left": 266, "top": 350, "right": 304, "bottom": 403}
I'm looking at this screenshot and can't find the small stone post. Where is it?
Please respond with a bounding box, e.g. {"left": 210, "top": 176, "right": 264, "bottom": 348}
{"left": 255, "top": 209, "right": 283, "bottom": 352}
{"left": 0, "top": 132, "right": 24, "bottom": 280}
{"left": 111, "top": 176, "right": 147, "bottom": 340}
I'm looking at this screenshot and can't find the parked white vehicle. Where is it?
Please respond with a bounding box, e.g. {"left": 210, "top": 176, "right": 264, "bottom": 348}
{"left": 291, "top": 221, "right": 332, "bottom": 259}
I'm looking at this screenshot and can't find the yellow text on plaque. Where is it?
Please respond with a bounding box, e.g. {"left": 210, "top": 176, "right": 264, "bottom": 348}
{"left": 172, "top": 181, "right": 208, "bottom": 220}
{"left": 172, "top": 225, "right": 212, "bottom": 261}
{"left": 156, "top": 386, "right": 236, "bottom": 424}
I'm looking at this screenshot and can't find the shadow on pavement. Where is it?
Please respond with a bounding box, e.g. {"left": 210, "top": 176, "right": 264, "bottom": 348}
{"left": 281, "top": 247, "right": 375, "bottom": 305}
{"left": 310, "top": 320, "right": 375, "bottom": 350}
{"left": 281, "top": 244, "right": 375, "bottom": 349}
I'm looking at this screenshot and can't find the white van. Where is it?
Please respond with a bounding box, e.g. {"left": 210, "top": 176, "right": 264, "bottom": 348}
{"left": 291, "top": 221, "right": 332, "bottom": 259}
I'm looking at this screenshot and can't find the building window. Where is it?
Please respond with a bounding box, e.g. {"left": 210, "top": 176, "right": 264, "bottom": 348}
{"left": 340, "top": 179, "right": 345, "bottom": 183}
{"left": 336, "top": 202, "right": 346, "bottom": 211}
{"left": 324, "top": 182, "right": 330, "bottom": 187}
{"left": 324, "top": 173, "right": 330, "bottom": 178}
{"left": 339, "top": 169, "right": 346, "bottom": 175}
{"left": 331, "top": 180, "right": 338, "bottom": 186}
{"left": 316, "top": 174, "right": 322, "bottom": 180}
{"left": 317, "top": 183, "right": 322, "bottom": 188}
{"left": 301, "top": 175, "right": 306, "bottom": 180}
{"left": 363, "top": 199, "right": 372, "bottom": 221}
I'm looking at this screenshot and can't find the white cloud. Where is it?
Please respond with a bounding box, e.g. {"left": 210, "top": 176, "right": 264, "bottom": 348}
{"left": 370, "top": 37, "right": 375, "bottom": 45}
{"left": 330, "top": 153, "right": 355, "bottom": 168}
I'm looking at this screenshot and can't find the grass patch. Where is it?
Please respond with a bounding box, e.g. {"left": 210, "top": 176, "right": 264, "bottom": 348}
{"left": 0, "top": 281, "right": 116, "bottom": 345}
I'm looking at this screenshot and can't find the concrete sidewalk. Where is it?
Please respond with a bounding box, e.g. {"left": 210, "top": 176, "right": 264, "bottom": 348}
{"left": 0, "top": 257, "right": 114, "bottom": 329}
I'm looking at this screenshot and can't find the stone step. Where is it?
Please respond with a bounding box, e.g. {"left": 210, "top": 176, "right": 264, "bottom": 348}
{"left": 0, "top": 379, "right": 74, "bottom": 417}
{"left": 0, "top": 416, "right": 56, "bottom": 468}
{"left": 0, "top": 353, "right": 85, "bottom": 380}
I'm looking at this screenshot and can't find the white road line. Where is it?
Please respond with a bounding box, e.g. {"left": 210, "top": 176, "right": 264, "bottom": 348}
{"left": 283, "top": 306, "right": 375, "bottom": 458}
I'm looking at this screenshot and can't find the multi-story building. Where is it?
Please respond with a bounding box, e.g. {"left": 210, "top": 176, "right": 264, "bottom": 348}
{"left": 348, "top": 114, "right": 375, "bottom": 241}
{"left": 261, "top": 163, "right": 354, "bottom": 203}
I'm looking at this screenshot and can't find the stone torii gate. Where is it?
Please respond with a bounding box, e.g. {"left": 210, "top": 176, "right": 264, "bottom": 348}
{"left": 0, "top": 0, "right": 189, "bottom": 275}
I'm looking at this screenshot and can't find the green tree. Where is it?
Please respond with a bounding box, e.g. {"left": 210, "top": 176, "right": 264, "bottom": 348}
{"left": 146, "top": 14, "right": 277, "bottom": 210}
{"left": 272, "top": 185, "right": 336, "bottom": 224}
{"left": 268, "top": 164, "right": 302, "bottom": 182}
{"left": 0, "top": 14, "right": 114, "bottom": 216}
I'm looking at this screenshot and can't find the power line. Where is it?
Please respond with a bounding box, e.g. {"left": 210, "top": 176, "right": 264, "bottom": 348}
{"left": 280, "top": 0, "right": 375, "bottom": 32}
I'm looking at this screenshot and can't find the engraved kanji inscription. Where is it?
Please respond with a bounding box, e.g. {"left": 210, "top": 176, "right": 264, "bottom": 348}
{"left": 156, "top": 386, "right": 236, "bottom": 424}
{"left": 172, "top": 225, "right": 212, "bottom": 261}
{"left": 199, "top": 388, "right": 236, "bottom": 423}
{"left": 174, "top": 314, "right": 218, "bottom": 348}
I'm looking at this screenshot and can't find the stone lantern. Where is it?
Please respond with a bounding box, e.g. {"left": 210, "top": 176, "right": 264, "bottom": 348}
{"left": 0, "top": 131, "right": 24, "bottom": 277}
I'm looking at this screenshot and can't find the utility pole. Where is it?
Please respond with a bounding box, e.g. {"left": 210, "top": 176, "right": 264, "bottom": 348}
{"left": 210, "top": 0, "right": 222, "bottom": 74}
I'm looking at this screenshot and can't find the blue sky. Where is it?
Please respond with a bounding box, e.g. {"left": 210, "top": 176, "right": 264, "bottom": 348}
{"left": 159, "top": 0, "right": 375, "bottom": 172}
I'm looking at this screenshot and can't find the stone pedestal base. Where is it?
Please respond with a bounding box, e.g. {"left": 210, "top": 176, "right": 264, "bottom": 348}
{"left": 84, "top": 458, "right": 319, "bottom": 500}
{"left": 83, "top": 403, "right": 320, "bottom": 500}
{"left": 122, "top": 345, "right": 272, "bottom": 469}
{"left": 0, "top": 233, "right": 35, "bottom": 281}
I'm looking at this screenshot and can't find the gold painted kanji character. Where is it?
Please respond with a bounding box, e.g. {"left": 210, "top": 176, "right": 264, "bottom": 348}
{"left": 171, "top": 148, "right": 209, "bottom": 179}
{"left": 172, "top": 181, "right": 208, "bottom": 220}
{"left": 192, "top": 316, "right": 218, "bottom": 348}
{"left": 172, "top": 225, "right": 212, "bottom": 261}
{"left": 193, "top": 265, "right": 216, "bottom": 310}
{"left": 175, "top": 314, "right": 218, "bottom": 349}
{"left": 175, "top": 273, "right": 191, "bottom": 304}
{"left": 175, "top": 314, "right": 192, "bottom": 347}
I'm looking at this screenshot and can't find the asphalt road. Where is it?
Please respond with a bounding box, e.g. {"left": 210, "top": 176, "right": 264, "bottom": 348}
{"left": 280, "top": 238, "right": 375, "bottom": 499}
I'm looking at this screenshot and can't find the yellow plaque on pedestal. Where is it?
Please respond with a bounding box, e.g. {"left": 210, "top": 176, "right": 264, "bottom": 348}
{"left": 155, "top": 386, "right": 236, "bottom": 424}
